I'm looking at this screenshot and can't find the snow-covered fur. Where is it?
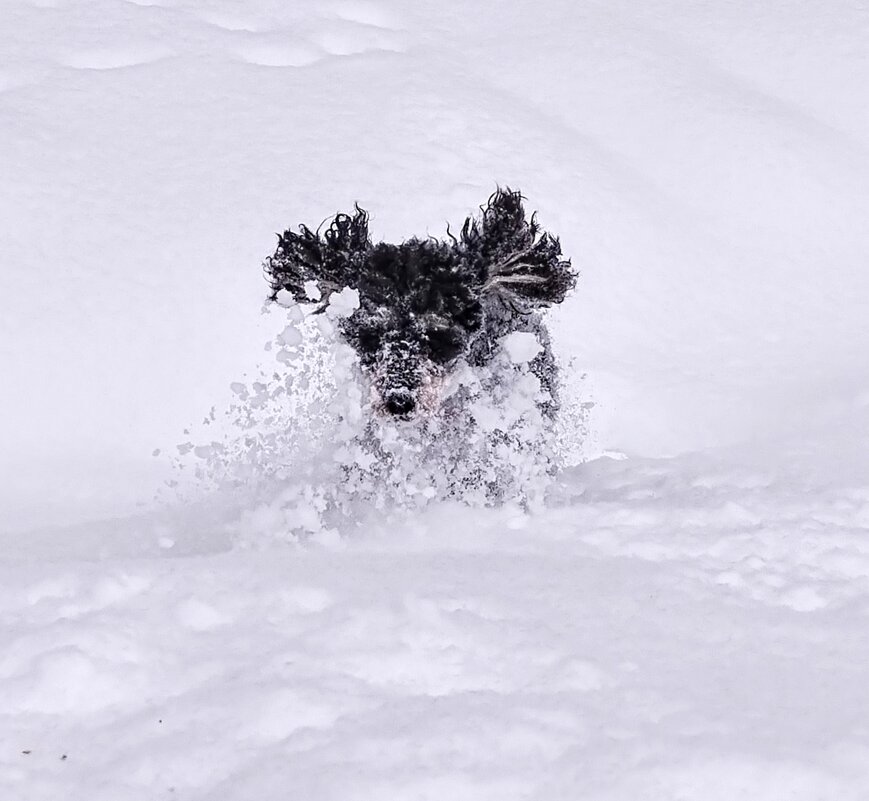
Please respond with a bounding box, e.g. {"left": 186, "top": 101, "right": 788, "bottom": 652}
{"left": 264, "top": 189, "right": 575, "bottom": 420}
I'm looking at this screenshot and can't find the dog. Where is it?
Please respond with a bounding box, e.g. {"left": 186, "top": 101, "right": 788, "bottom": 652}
{"left": 263, "top": 188, "right": 575, "bottom": 422}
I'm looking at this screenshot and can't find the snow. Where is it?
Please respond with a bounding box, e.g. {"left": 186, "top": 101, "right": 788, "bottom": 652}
{"left": 502, "top": 331, "right": 543, "bottom": 364}
{"left": 2, "top": 0, "right": 869, "bottom": 797}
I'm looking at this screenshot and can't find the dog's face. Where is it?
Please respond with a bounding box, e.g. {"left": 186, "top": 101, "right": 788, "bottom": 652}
{"left": 264, "top": 189, "right": 575, "bottom": 417}
{"left": 339, "top": 240, "right": 483, "bottom": 415}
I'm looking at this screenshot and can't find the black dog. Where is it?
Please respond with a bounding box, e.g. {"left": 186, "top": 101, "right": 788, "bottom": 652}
{"left": 264, "top": 189, "right": 575, "bottom": 420}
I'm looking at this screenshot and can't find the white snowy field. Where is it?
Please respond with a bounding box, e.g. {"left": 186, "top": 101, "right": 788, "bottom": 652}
{"left": 2, "top": 0, "right": 869, "bottom": 798}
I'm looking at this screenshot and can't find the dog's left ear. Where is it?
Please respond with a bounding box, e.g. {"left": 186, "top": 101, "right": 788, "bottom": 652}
{"left": 461, "top": 188, "right": 575, "bottom": 309}
{"left": 264, "top": 205, "right": 370, "bottom": 310}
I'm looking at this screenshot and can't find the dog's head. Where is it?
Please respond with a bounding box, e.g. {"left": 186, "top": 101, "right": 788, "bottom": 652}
{"left": 264, "top": 189, "right": 575, "bottom": 417}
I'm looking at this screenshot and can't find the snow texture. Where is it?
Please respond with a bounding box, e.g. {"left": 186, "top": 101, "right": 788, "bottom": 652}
{"left": 2, "top": 0, "right": 869, "bottom": 798}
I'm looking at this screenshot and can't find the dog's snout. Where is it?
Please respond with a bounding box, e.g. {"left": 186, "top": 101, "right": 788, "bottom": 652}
{"left": 385, "top": 390, "right": 416, "bottom": 416}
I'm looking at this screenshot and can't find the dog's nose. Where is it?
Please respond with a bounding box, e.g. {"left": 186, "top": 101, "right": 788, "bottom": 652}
{"left": 385, "top": 391, "right": 416, "bottom": 416}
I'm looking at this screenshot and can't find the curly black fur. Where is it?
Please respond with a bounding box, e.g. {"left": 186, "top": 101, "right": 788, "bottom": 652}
{"left": 264, "top": 188, "right": 575, "bottom": 418}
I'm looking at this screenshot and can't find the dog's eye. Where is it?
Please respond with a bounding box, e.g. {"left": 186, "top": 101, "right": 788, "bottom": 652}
{"left": 356, "top": 327, "right": 382, "bottom": 351}
{"left": 426, "top": 328, "right": 464, "bottom": 362}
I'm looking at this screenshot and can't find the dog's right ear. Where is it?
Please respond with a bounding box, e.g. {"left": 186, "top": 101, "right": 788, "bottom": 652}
{"left": 264, "top": 205, "right": 370, "bottom": 311}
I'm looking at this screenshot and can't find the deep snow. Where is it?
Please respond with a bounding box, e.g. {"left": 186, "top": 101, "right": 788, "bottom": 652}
{"left": 2, "top": 0, "right": 869, "bottom": 798}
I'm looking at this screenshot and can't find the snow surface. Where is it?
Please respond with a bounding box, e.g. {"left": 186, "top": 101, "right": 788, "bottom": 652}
{"left": 2, "top": 0, "right": 869, "bottom": 797}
